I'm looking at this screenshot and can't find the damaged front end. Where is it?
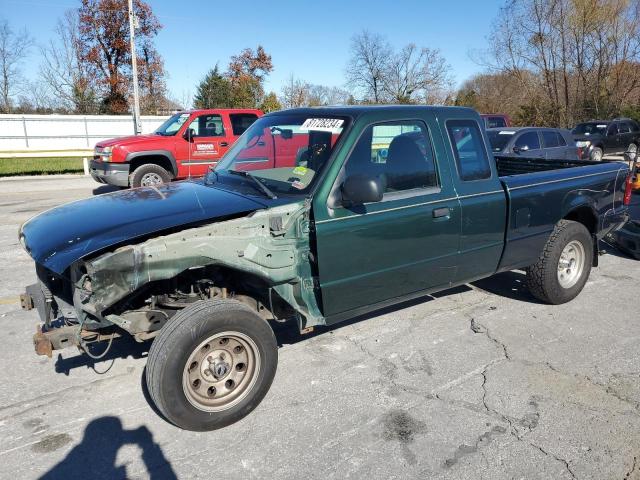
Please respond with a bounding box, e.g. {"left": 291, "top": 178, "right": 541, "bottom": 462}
{"left": 22, "top": 200, "right": 325, "bottom": 357}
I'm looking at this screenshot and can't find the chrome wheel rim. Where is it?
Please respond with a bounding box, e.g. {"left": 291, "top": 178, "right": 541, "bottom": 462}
{"left": 592, "top": 149, "right": 602, "bottom": 161}
{"left": 629, "top": 144, "right": 638, "bottom": 154}
{"left": 557, "top": 240, "right": 585, "bottom": 289}
{"left": 140, "top": 172, "right": 163, "bottom": 186}
{"left": 182, "top": 331, "right": 260, "bottom": 412}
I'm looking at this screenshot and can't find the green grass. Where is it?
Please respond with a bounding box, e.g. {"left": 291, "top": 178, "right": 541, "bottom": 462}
{"left": 0, "top": 157, "right": 84, "bottom": 177}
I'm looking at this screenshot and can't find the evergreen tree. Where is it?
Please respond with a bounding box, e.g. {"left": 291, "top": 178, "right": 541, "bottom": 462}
{"left": 193, "top": 65, "right": 232, "bottom": 108}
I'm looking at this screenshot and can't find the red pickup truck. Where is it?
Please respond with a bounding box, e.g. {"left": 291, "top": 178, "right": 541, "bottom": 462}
{"left": 90, "top": 109, "right": 263, "bottom": 188}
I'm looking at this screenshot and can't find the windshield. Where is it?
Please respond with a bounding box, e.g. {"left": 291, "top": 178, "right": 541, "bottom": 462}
{"left": 155, "top": 112, "right": 190, "bottom": 136}
{"left": 207, "top": 114, "right": 349, "bottom": 197}
{"left": 487, "top": 130, "right": 516, "bottom": 152}
{"left": 572, "top": 122, "right": 607, "bottom": 136}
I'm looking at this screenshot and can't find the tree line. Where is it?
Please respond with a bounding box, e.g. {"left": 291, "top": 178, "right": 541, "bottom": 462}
{"left": 2, "top": 0, "right": 640, "bottom": 127}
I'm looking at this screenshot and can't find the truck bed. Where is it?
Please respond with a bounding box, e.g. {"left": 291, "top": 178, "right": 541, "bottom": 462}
{"left": 494, "top": 155, "right": 630, "bottom": 272}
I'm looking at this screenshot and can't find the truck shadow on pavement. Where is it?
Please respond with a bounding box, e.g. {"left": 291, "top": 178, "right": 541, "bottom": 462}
{"left": 38, "top": 416, "right": 177, "bottom": 480}
{"left": 54, "top": 335, "right": 148, "bottom": 376}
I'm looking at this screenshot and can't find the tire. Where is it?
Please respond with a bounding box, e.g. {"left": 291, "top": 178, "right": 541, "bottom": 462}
{"left": 146, "top": 299, "right": 278, "bottom": 431}
{"left": 525, "top": 220, "right": 593, "bottom": 305}
{"left": 628, "top": 143, "right": 638, "bottom": 157}
{"left": 590, "top": 147, "right": 603, "bottom": 161}
{"left": 130, "top": 163, "right": 172, "bottom": 188}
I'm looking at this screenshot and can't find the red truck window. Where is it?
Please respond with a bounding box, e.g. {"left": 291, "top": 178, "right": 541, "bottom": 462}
{"left": 230, "top": 114, "right": 259, "bottom": 136}
{"left": 188, "top": 114, "right": 225, "bottom": 137}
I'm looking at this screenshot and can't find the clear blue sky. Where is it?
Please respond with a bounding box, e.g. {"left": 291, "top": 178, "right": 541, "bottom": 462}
{"left": 0, "top": 0, "right": 504, "bottom": 102}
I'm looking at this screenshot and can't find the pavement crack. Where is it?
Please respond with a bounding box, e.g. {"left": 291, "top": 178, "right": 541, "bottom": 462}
{"left": 528, "top": 442, "right": 577, "bottom": 479}
{"left": 470, "top": 318, "right": 510, "bottom": 360}
{"left": 625, "top": 455, "right": 638, "bottom": 480}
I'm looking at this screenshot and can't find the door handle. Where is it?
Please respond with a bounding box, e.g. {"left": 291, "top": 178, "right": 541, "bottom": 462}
{"left": 220, "top": 142, "right": 228, "bottom": 147}
{"left": 432, "top": 207, "right": 450, "bottom": 218}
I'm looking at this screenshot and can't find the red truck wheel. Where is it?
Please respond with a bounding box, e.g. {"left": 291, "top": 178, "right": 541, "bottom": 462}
{"left": 145, "top": 299, "right": 278, "bottom": 431}
{"left": 130, "top": 164, "right": 172, "bottom": 188}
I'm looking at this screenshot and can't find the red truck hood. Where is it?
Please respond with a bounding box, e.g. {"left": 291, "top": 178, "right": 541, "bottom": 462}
{"left": 96, "top": 133, "right": 169, "bottom": 148}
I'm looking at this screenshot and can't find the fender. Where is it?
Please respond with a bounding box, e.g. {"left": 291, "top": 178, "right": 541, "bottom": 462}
{"left": 125, "top": 150, "right": 178, "bottom": 177}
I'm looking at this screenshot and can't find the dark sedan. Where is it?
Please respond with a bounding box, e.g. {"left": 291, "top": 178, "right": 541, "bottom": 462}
{"left": 487, "top": 127, "right": 581, "bottom": 160}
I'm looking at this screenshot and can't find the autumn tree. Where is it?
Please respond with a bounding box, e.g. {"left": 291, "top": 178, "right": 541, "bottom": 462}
{"left": 226, "top": 46, "right": 273, "bottom": 108}
{"left": 77, "top": 0, "right": 164, "bottom": 114}
{"left": 0, "top": 18, "right": 33, "bottom": 113}
{"left": 193, "top": 65, "right": 232, "bottom": 109}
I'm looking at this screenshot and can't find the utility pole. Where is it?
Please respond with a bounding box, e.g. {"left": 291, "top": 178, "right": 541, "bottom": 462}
{"left": 128, "top": 0, "right": 142, "bottom": 134}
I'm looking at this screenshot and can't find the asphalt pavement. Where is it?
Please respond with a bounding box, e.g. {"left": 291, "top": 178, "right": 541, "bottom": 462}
{"left": 0, "top": 174, "right": 639, "bottom": 480}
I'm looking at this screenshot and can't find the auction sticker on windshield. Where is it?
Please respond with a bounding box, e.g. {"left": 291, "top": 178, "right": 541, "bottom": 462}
{"left": 300, "top": 118, "right": 344, "bottom": 133}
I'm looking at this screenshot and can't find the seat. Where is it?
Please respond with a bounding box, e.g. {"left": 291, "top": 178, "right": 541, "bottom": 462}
{"left": 385, "top": 135, "right": 435, "bottom": 191}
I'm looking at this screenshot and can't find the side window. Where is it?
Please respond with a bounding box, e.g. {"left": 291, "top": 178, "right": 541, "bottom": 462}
{"left": 607, "top": 123, "right": 619, "bottom": 136}
{"left": 619, "top": 122, "right": 631, "bottom": 134}
{"left": 556, "top": 132, "right": 567, "bottom": 146}
{"left": 188, "top": 114, "right": 224, "bottom": 137}
{"left": 230, "top": 113, "right": 259, "bottom": 136}
{"left": 541, "top": 131, "right": 559, "bottom": 148}
{"left": 446, "top": 120, "right": 492, "bottom": 181}
{"left": 630, "top": 121, "right": 640, "bottom": 132}
{"left": 515, "top": 131, "right": 541, "bottom": 150}
{"left": 344, "top": 120, "right": 438, "bottom": 194}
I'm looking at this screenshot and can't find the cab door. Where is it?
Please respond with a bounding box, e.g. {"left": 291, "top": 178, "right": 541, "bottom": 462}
{"left": 313, "top": 114, "right": 461, "bottom": 319}
{"left": 177, "top": 113, "right": 231, "bottom": 177}
{"left": 443, "top": 118, "right": 507, "bottom": 283}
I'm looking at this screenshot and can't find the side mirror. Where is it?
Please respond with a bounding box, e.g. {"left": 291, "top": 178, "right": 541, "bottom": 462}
{"left": 183, "top": 128, "right": 196, "bottom": 142}
{"left": 340, "top": 174, "right": 384, "bottom": 206}
{"left": 513, "top": 145, "right": 528, "bottom": 153}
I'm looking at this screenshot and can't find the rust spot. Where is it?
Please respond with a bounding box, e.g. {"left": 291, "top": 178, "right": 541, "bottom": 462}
{"left": 33, "top": 325, "right": 53, "bottom": 358}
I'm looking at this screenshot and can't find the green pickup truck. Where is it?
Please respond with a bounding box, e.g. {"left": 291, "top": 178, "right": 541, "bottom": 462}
{"left": 19, "top": 106, "right": 632, "bottom": 431}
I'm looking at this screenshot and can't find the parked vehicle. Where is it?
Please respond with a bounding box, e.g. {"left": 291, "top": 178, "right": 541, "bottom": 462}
{"left": 572, "top": 118, "right": 640, "bottom": 161}
{"left": 91, "top": 109, "right": 263, "bottom": 188}
{"left": 481, "top": 113, "right": 511, "bottom": 129}
{"left": 20, "top": 106, "right": 631, "bottom": 431}
{"left": 487, "top": 127, "right": 580, "bottom": 160}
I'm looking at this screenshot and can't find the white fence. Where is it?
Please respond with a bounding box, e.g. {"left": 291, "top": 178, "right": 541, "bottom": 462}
{"left": 0, "top": 114, "right": 170, "bottom": 153}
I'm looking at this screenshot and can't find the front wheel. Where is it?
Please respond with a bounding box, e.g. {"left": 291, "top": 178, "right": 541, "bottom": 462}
{"left": 525, "top": 220, "right": 593, "bottom": 304}
{"left": 130, "top": 163, "right": 172, "bottom": 188}
{"left": 146, "top": 299, "right": 278, "bottom": 431}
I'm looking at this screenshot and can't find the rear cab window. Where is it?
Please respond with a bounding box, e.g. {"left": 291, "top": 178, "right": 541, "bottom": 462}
{"left": 447, "top": 120, "right": 492, "bottom": 181}
{"left": 229, "top": 113, "right": 259, "bottom": 136}
{"left": 486, "top": 116, "right": 506, "bottom": 128}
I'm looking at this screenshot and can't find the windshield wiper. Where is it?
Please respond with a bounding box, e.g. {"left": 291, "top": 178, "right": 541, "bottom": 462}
{"left": 227, "top": 169, "right": 278, "bottom": 199}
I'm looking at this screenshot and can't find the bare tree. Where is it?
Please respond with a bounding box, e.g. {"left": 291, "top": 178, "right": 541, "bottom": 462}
{"left": 346, "top": 31, "right": 391, "bottom": 103}
{"left": 40, "top": 11, "right": 97, "bottom": 113}
{"left": 486, "top": 0, "right": 640, "bottom": 126}
{"left": 383, "top": 44, "right": 452, "bottom": 103}
{"left": 281, "top": 74, "right": 310, "bottom": 108}
{"left": 0, "top": 19, "right": 33, "bottom": 113}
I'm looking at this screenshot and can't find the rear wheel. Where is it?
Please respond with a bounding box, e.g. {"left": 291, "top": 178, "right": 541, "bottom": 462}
{"left": 525, "top": 220, "right": 593, "bottom": 304}
{"left": 590, "top": 147, "right": 603, "bottom": 161}
{"left": 146, "top": 299, "right": 277, "bottom": 431}
{"left": 130, "top": 163, "right": 172, "bottom": 188}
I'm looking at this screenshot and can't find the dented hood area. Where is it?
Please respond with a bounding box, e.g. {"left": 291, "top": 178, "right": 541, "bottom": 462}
{"left": 20, "top": 181, "right": 270, "bottom": 274}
